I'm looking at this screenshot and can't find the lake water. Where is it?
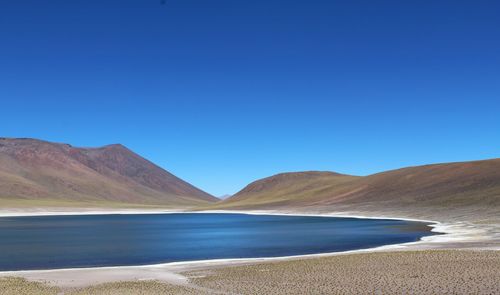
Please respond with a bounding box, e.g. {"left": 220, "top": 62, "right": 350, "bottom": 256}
{"left": 0, "top": 213, "right": 437, "bottom": 271}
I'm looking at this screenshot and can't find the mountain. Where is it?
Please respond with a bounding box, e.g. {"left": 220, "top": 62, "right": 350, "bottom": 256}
{"left": 0, "top": 138, "right": 218, "bottom": 207}
{"left": 218, "top": 171, "right": 358, "bottom": 208}
{"left": 216, "top": 159, "right": 500, "bottom": 214}
{"left": 218, "top": 194, "right": 232, "bottom": 200}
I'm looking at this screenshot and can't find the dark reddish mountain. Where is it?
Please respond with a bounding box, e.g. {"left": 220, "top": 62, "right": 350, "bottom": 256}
{"left": 0, "top": 138, "right": 217, "bottom": 207}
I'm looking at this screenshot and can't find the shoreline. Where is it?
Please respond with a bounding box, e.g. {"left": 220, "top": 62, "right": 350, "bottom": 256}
{"left": 0, "top": 208, "right": 497, "bottom": 288}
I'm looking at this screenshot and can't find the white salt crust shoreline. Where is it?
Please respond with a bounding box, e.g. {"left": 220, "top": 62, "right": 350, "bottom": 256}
{"left": 0, "top": 208, "right": 496, "bottom": 287}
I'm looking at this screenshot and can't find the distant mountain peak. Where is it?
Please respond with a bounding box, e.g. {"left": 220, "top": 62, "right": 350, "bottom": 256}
{"left": 101, "top": 143, "right": 127, "bottom": 149}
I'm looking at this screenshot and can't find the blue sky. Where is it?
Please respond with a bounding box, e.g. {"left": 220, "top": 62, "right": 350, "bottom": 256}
{"left": 1, "top": 1, "right": 499, "bottom": 196}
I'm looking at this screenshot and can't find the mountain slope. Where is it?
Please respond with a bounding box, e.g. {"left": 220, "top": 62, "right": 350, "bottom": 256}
{"left": 217, "top": 171, "right": 358, "bottom": 209}
{"left": 216, "top": 159, "right": 500, "bottom": 211}
{"left": 0, "top": 138, "right": 217, "bottom": 207}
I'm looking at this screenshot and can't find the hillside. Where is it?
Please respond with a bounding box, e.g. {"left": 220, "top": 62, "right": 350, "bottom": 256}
{"left": 216, "top": 159, "right": 500, "bottom": 214}
{"left": 217, "top": 171, "right": 358, "bottom": 209}
{"left": 0, "top": 138, "right": 217, "bottom": 207}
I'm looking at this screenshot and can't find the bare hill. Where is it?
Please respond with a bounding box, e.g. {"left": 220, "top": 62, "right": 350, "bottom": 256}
{"left": 216, "top": 159, "right": 500, "bottom": 212}
{"left": 0, "top": 138, "right": 217, "bottom": 207}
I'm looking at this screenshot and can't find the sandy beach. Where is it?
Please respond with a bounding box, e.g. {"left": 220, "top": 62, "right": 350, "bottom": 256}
{"left": 0, "top": 208, "right": 499, "bottom": 294}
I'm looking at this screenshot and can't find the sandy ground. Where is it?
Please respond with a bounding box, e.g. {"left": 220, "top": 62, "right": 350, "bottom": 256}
{"left": 0, "top": 207, "right": 499, "bottom": 294}
{"left": 1, "top": 250, "right": 499, "bottom": 294}
{"left": 187, "top": 250, "right": 500, "bottom": 295}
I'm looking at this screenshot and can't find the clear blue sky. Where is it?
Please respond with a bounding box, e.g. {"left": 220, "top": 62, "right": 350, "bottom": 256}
{"left": 1, "top": 1, "right": 499, "bottom": 196}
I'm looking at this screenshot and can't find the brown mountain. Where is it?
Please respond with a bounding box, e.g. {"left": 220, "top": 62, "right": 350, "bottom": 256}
{"left": 0, "top": 138, "right": 217, "bottom": 207}
{"left": 221, "top": 171, "right": 358, "bottom": 208}
{"left": 216, "top": 159, "right": 500, "bottom": 214}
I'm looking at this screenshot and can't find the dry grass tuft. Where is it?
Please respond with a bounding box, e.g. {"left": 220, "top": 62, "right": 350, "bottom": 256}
{"left": 0, "top": 277, "right": 59, "bottom": 295}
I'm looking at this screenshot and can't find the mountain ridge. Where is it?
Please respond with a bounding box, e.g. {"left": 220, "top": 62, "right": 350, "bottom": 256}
{"left": 0, "top": 138, "right": 217, "bottom": 207}
{"left": 215, "top": 158, "right": 500, "bottom": 211}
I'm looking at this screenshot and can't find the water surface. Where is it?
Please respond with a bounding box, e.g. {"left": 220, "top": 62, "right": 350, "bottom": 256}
{"left": 0, "top": 213, "right": 437, "bottom": 271}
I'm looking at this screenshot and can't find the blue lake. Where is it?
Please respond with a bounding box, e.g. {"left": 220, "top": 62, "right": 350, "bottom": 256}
{"left": 0, "top": 213, "right": 437, "bottom": 271}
